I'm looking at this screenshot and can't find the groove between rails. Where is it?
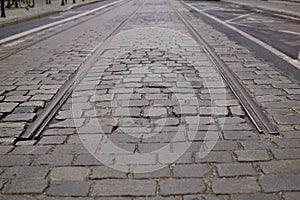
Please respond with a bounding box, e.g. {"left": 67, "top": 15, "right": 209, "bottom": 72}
{"left": 170, "top": 0, "right": 279, "bottom": 135}
{"left": 19, "top": 0, "right": 141, "bottom": 140}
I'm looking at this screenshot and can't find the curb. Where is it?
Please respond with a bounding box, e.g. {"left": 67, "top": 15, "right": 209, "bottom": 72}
{"left": 221, "top": 0, "right": 300, "bottom": 19}
{"left": 0, "top": 0, "right": 104, "bottom": 28}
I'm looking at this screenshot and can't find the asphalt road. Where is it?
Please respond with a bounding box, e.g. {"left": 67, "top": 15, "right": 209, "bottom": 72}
{"left": 0, "top": 0, "right": 117, "bottom": 40}
{"left": 187, "top": 0, "right": 300, "bottom": 81}
{"left": 188, "top": 1, "right": 300, "bottom": 60}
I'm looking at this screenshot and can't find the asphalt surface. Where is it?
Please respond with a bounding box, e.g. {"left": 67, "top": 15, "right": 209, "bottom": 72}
{"left": 0, "top": 0, "right": 117, "bottom": 40}
{"left": 189, "top": 1, "right": 300, "bottom": 60}
{"left": 187, "top": 1, "right": 300, "bottom": 82}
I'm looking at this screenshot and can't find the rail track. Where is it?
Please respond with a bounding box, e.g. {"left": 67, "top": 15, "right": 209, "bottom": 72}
{"left": 19, "top": 0, "right": 143, "bottom": 140}
{"left": 169, "top": 0, "right": 278, "bottom": 135}
{"left": 17, "top": 0, "right": 279, "bottom": 141}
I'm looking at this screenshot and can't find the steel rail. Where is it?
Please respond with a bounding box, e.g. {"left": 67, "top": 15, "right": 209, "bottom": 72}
{"left": 20, "top": 0, "right": 140, "bottom": 140}
{"left": 0, "top": 0, "right": 129, "bottom": 61}
{"left": 170, "top": 0, "right": 278, "bottom": 135}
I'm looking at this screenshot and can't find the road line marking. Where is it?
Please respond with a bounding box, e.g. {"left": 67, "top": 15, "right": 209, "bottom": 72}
{"left": 185, "top": 2, "right": 300, "bottom": 70}
{"left": 0, "top": 0, "right": 126, "bottom": 45}
{"left": 278, "top": 30, "right": 300, "bottom": 36}
{"left": 225, "top": 13, "right": 253, "bottom": 23}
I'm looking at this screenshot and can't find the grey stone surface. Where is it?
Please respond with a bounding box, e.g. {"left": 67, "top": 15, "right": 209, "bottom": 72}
{"left": 3, "top": 179, "right": 48, "bottom": 194}
{"left": 231, "top": 194, "right": 280, "bottom": 200}
{"left": 159, "top": 179, "right": 206, "bottom": 196}
{"left": 259, "top": 160, "right": 300, "bottom": 174}
{"left": 234, "top": 150, "right": 270, "bottom": 161}
{"left": 1, "top": 166, "right": 49, "bottom": 179}
{"left": 50, "top": 167, "right": 90, "bottom": 181}
{"left": 216, "top": 163, "right": 256, "bottom": 177}
{"left": 212, "top": 178, "right": 260, "bottom": 194}
{"left": 46, "top": 181, "right": 90, "bottom": 196}
{"left": 173, "top": 164, "right": 211, "bottom": 178}
{"left": 92, "top": 180, "right": 156, "bottom": 196}
{"left": 260, "top": 175, "right": 300, "bottom": 192}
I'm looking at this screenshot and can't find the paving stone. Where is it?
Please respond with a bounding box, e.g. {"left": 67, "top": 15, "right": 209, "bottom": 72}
{"left": 283, "top": 192, "right": 300, "bottom": 200}
{"left": 234, "top": 150, "right": 270, "bottom": 161}
{"left": 132, "top": 165, "right": 171, "bottom": 178}
{"left": 173, "top": 164, "right": 210, "bottom": 178}
{"left": 240, "top": 140, "right": 274, "bottom": 150}
{"left": 281, "top": 131, "right": 300, "bottom": 138}
{"left": 144, "top": 107, "right": 168, "bottom": 117}
{"left": 274, "top": 115, "right": 300, "bottom": 125}
{"left": 231, "top": 194, "right": 280, "bottom": 200}
{"left": 30, "top": 94, "right": 53, "bottom": 101}
{"left": 4, "top": 96, "right": 31, "bottom": 102}
{"left": 0, "top": 195, "right": 37, "bottom": 200}
{"left": 3, "top": 179, "right": 48, "bottom": 194}
{"left": 259, "top": 160, "right": 300, "bottom": 174}
{"left": 2, "top": 113, "right": 36, "bottom": 122}
{"left": 92, "top": 180, "right": 156, "bottom": 196}
{"left": 47, "top": 181, "right": 90, "bottom": 196}
{"left": 73, "top": 154, "right": 105, "bottom": 166}
{"left": 43, "top": 128, "right": 75, "bottom": 136}
{"left": 56, "top": 110, "right": 83, "bottom": 120}
{"left": 12, "top": 106, "right": 37, "bottom": 114}
{"left": 1, "top": 166, "right": 49, "bottom": 179}
{"left": 121, "top": 100, "right": 149, "bottom": 107}
{"left": 90, "top": 166, "right": 129, "bottom": 179}
{"left": 212, "top": 178, "right": 260, "bottom": 194}
{"left": 173, "top": 106, "right": 198, "bottom": 115}
{"left": 153, "top": 99, "right": 177, "bottom": 107}
{"left": 10, "top": 145, "right": 51, "bottom": 155}
{"left": 185, "top": 116, "right": 214, "bottom": 125}
{"left": 273, "top": 138, "right": 300, "bottom": 148}
{"left": 50, "top": 167, "right": 90, "bottom": 181}
{"left": 260, "top": 175, "right": 300, "bottom": 192}
{"left": 0, "top": 146, "right": 13, "bottom": 154}
{"left": 199, "top": 107, "right": 228, "bottom": 116}
{"left": 0, "top": 155, "right": 32, "bottom": 166}
{"left": 154, "top": 118, "right": 180, "bottom": 126}
{"left": 216, "top": 163, "right": 256, "bottom": 177}
{"left": 38, "top": 136, "right": 68, "bottom": 145}
{"left": 115, "top": 153, "right": 156, "bottom": 165}
{"left": 49, "top": 119, "right": 85, "bottom": 128}
{"left": 223, "top": 131, "right": 259, "bottom": 140}
{"left": 159, "top": 178, "right": 205, "bottom": 196}
{"left": 114, "top": 107, "right": 141, "bottom": 117}
{"left": 52, "top": 144, "right": 88, "bottom": 154}
{"left": 35, "top": 154, "right": 74, "bottom": 166}
{"left": 184, "top": 195, "right": 225, "bottom": 200}
{"left": 21, "top": 101, "right": 45, "bottom": 108}
{"left": 44, "top": 197, "right": 92, "bottom": 200}
{"left": 195, "top": 151, "right": 233, "bottom": 163}
{"left": 271, "top": 148, "right": 300, "bottom": 159}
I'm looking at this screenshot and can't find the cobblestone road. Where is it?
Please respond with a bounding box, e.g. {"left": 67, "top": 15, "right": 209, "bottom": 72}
{"left": 0, "top": 0, "right": 299, "bottom": 199}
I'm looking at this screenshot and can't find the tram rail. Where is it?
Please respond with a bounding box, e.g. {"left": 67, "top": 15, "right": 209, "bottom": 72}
{"left": 17, "top": 0, "right": 280, "bottom": 141}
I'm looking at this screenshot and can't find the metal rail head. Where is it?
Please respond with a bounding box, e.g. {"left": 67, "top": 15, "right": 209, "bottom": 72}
{"left": 170, "top": 0, "right": 279, "bottom": 135}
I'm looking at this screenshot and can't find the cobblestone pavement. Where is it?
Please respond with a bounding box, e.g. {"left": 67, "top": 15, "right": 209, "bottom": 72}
{"left": 0, "top": 0, "right": 300, "bottom": 199}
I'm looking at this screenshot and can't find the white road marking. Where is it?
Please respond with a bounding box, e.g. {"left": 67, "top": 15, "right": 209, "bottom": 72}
{"left": 278, "top": 30, "right": 300, "bottom": 36}
{"left": 226, "top": 13, "right": 253, "bottom": 23}
{"left": 0, "top": 0, "right": 126, "bottom": 44}
{"left": 185, "top": 2, "right": 300, "bottom": 70}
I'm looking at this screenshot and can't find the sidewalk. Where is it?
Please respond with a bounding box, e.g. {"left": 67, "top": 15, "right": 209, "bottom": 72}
{"left": 0, "top": 0, "right": 102, "bottom": 27}
{"left": 221, "top": 0, "right": 300, "bottom": 18}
